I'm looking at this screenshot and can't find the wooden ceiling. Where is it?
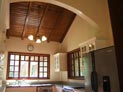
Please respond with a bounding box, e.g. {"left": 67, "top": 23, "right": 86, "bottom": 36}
{"left": 7, "top": 2, "right": 76, "bottom": 43}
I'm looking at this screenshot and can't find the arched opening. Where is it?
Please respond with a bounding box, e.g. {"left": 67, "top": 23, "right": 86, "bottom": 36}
{"left": 10, "top": 0, "right": 98, "bottom": 28}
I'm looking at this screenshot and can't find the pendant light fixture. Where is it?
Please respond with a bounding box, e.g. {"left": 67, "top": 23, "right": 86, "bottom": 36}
{"left": 27, "top": 5, "right": 48, "bottom": 43}
{"left": 28, "top": 35, "right": 34, "bottom": 40}
{"left": 36, "top": 36, "right": 41, "bottom": 43}
{"left": 42, "top": 35, "right": 47, "bottom": 41}
{"left": 28, "top": 35, "right": 47, "bottom": 43}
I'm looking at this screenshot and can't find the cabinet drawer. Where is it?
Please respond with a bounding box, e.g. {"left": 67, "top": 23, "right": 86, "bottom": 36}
{"left": 37, "top": 87, "right": 52, "bottom": 92}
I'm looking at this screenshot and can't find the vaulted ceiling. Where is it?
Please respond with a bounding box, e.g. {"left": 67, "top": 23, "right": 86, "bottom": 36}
{"left": 6, "top": 2, "right": 76, "bottom": 43}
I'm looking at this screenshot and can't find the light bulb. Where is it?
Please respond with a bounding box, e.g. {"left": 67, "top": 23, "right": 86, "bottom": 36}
{"left": 42, "top": 36, "right": 47, "bottom": 41}
{"left": 28, "top": 35, "right": 33, "bottom": 40}
{"left": 36, "top": 38, "right": 41, "bottom": 43}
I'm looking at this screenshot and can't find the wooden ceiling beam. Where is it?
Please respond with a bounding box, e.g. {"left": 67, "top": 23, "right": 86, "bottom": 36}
{"left": 6, "top": 29, "right": 10, "bottom": 39}
{"left": 47, "top": 10, "right": 64, "bottom": 42}
{"left": 21, "top": 2, "right": 32, "bottom": 40}
{"left": 35, "top": 4, "right": 49, "bottom": 37}
{"left": 10, "top": 2, "right": 76, "bottom": 43}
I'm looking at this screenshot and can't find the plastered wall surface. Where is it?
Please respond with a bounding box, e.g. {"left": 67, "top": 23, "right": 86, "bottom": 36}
{"left": 1, "top": 0, "right": 115, "bottom": 84}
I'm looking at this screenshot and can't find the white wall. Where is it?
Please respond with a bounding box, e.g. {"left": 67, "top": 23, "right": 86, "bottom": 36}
{"left": 10, "top": 0, "right": 114, "bottom": 47}
{"left": 0, "top": 0, "right": 9, "bottom": 30}
{"left": 61, "top": 16, "right": 98, "bottom": 52}
{"left": 4, "top": 37, "right": 61, "bottom": 82}
{"left": 57, "top": 0, "right": 114, "bottom": 46}
{"left": 1, "top": 0, "right": 115, "bottom": 84}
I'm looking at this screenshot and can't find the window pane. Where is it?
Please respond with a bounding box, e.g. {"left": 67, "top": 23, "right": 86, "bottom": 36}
{"left": 30, "top": 56, "right": 34, "bottom": 61}
{"left": 80, "top": 58, "right": 83, "bottom": 76}
{"left": 68, "top": 49, "right": 83, "bottom": 78}
{"left": 15, "top": 66, "right": 19, "bottom": 71}
{"left": 10, "top": 66, "right": 14, "bottom": 71}
{"left": 44, "top": 67, "right": 47, "bottom": 72}
{"left": 14, "top": 72, "right": 18, "bottom": 77}
{"left": 35, "top": 56, "right": 38, "bottom": 61}
{"left": 39, "top": 73, "right": 43, "bottom": 77}
{"left": 40, "top": 57, "right": 43, "bottom": 61}
{"left": 40, "top": 62, "right": 43, "bottom": 66}
{"left": 15, "top": 61, "right": 19, "bottom": 65}
{"left": 44, "top": 73, "right": 47, "bottom": 77}
{"left": 30, "top": 62, "right": 38, "bottom": 77}
{"left": 9, "top": 72, "right": 13, "bottom": 77}
{"left": 10, "top": 61, "right": 14, "bottom": 65}
{"left": 20, "top": 61, "right": 28, "bottom": 77}
{"left": 44, "top": 62, "right": 47, "bottom": 66}
{"left": 40, "top": 67, "right": 43, "bottom": 71}
{"left": 15, "top": 55, "right": 19, "bottom": 60}
{"left": 8, "top": 52, "right": 49, "bottom": 79}
{"left": 75, "top": 58, "right": 79, "bottom": 76}
{"left": 44, "top": 57, "right": 47, "bottom": 61}
{"left": 21, "top": 56, "right": 24, "bottom": 60}
{"left": 25, "top": 56, "right": 29, "bottom": 60}
{"left": 10, "top": 55, "right": 15, "bottom": 60}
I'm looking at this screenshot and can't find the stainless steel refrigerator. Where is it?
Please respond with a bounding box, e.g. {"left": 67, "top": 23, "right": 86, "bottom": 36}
{"left": 84, "top": 46, "right": 120, "bottom": 92}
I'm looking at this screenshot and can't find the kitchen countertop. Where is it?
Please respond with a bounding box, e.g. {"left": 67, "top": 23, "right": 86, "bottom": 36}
{"left": 55, "top": 81, "right": 85, "bottom": 89}
{"left": 7, "top": 81, "right": 85, "bottom": 90}
{"left": 7, "top": 83, "right": 54, "bottom": 87}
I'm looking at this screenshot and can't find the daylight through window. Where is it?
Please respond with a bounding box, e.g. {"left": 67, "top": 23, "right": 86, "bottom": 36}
{"left": 7, "top": 52, "right": 50, "bottom": 79}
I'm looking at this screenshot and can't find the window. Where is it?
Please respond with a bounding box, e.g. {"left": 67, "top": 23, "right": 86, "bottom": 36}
{"left": 67, "top": 48, "right": 84, "bottom": 79}
{"left": 7, "top": 52, "right": 50, "bottom": 79}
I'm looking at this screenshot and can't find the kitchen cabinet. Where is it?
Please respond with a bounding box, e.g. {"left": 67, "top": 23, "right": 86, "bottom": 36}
{"left": 79, "top": 37, "right": 106, "bottom": 54}
{"left": 37, "top": 86, "right": 53, "bottom": 92}
{"left": 6, "top": 85, "right": 56, "bottom": 92}
{"left": 6, "top": 84, "right": 56, "bottom": 92}
{"left": 6, "top": 87, "right": 36, "bottom": 92}
{"left": 55, "top": 86, "right": 62, "bottom": 92}
{"left": 54, "top": 53, "right": 67, "bottom": 72}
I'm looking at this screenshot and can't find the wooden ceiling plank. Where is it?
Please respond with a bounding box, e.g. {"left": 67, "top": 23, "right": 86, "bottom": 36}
{"left": 60, "top": 14, "right": 76, "bottom": 42}
{"left": 35, "top": 4, "right": 49, "bottom": 37}
{"left": 47, "top": 10, "right": 64, "bottom": 42}
{"left": 10, "top": 2, "right": 76, "bottom": 42}
{"left": 21, "top": 2, "right": 32, "bottom": 40}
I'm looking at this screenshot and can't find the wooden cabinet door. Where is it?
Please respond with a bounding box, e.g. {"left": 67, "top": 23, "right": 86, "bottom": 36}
{"left": 37, "top": 87, "right": 52, "bottom": 92}
{"left": 6, "top": 87, "right": 36, "bottom": 92}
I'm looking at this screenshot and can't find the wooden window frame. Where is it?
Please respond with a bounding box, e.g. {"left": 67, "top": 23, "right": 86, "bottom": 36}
{"left": 67, "top": 48, "right": 84, "bottom": 79}
{"left": 7, "top": 52, "right": 50, "bottom": 80}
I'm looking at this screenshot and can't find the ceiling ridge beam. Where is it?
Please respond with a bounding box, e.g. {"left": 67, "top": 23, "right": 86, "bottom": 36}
{"left": 35, "top": 4, "right": 49, "bottom": 37}
{"left": 21, "top": 2, "right": 32, "bottom": 40}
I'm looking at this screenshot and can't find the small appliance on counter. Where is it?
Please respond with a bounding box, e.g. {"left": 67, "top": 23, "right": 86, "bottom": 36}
{"left": 62, "top": 85, "right": 84, "bottom": 92}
